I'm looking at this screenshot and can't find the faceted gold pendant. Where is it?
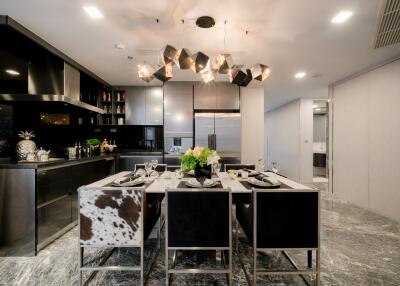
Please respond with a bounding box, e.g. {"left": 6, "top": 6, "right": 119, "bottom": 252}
{"left": 251, "top": 63, "right": 271, "bottom": 81}
{"left": 154, "top": 64, "right": 173, "bottom": 82}
{"left": 191, "top": 52, "right": 210, "bottom": 74}
{"left": 174, "top": 48, "right": 193, "bottom": 69}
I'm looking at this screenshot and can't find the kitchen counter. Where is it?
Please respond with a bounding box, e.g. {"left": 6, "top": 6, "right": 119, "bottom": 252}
{"left": 0, "top": 154, "right": 115, "bottom": 169}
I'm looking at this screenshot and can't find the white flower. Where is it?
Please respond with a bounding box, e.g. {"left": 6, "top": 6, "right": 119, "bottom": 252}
{"left": 192, "top": 146, "right": 203, "bottom": 158}
{"left": 207, "top": 150, "right": 221, "bottom": 165}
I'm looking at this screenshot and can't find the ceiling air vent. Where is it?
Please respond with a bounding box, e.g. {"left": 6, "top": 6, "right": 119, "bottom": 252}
{"left": 374, "top": 0, "right": 400, "bottom": 49}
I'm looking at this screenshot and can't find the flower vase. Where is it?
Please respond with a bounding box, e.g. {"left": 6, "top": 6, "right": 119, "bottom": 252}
{"left": 194, "top": 164, "right": 212, "bottom": 179}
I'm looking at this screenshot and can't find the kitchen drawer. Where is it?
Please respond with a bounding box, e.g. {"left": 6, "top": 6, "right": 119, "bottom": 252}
{"left": 37, "top": 168, "right": 71, "bottom": 205}
{"left": 37, "top": 194, "right": 72, "bottom": 245}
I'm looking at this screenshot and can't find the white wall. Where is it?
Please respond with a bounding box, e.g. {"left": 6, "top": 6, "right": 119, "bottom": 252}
{"left": 331, "top": 59, "right": 400, "bottom": 222}
{"left": 240, "top": 86, "right": 264, "bottom": 168}
{"left": 265, "top": 99, "right": 313, "bottom": 184}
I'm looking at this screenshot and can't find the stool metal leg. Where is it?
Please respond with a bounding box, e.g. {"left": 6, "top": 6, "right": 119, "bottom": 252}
{"left": 307, "top": 250, "right": 312, "bottom": 268}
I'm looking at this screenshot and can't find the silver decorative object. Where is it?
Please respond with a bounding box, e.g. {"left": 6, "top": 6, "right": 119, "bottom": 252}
{"left": 191, "top": 52, "right": 210, "bottom": 73}
{"left": 153, "top": 64, "right": 173, "bottom": 82}
{"left": 161, "top": 44, "right": 178, "bottom": 66}
{"left": 174, "top": 48, "right": 193, "bottom": 69}
{"left": 251, "top": 63, "right": 271, "bottom": 81}
{"left": 137, "top": 63, "right": 155, "bottom": 82}
{"left": 16, "top": 131, "right": 37, "bottom": 161}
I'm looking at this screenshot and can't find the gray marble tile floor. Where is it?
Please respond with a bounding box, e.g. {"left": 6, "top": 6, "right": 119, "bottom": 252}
{"left": 0, "top": 182, "right": 399, "bottom": 285}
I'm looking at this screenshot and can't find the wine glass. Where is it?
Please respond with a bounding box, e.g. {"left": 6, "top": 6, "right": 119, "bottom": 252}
{"left": 271, "top": 161, "right": 280, "bottom": 183}
{"left": 151, "top": 159, "right": 158, "bottom": 171}
{"left": 258, "top": 158, "right": 265, "bottom": 172}
{"left": 144, "top": 162, "right": 152, "bottom": 182}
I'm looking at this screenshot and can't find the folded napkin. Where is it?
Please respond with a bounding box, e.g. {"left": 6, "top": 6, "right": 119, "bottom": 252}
{"left": 255, "top": 175, "right": 272, "bottom": 183}
{"left": 119, "top": 174, "right": 140, "bottom": 184}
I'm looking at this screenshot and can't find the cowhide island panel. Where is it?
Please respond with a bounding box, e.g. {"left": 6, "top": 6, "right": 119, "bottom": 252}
{"left": 79, "top": 188, "right": 143, "bottom": 247}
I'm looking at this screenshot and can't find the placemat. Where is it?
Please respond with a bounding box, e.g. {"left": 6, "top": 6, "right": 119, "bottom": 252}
{"left": 104, "top": 177, "right": 155, "bottom": 188}
{"left": 176, "top": 180, "right": 224, "bottom": 189}
{"left": 239, "top": 180, "right": 292, "bottom": 190}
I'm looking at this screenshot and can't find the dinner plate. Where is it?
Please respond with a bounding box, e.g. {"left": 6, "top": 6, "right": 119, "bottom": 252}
{"left": 185, "top": 178, "right": 216, "bottom": 188}
{"left": 111, "top": 176, "right": 146, "bottom": 187}
{"left": 248, "top": 177, "right": 281, "bottom": 188}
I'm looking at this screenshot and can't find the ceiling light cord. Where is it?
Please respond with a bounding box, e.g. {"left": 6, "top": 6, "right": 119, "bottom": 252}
{"left": 224, "top": 20, "right": 227, "bottom": 52}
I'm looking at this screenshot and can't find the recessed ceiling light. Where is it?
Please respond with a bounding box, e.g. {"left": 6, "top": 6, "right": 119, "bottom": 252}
{"left": 114, "top": 43, "right": 125, "bottom": 50}
{"left": 294, "top": 71, "right": 306, "bottom": 79}
{"left": 316, "top": 108, "right": 321, "bottom": 111}
{"left": 5, "top": 69, "right": 20, "bottom": 76}
{"left": 313, "top": 104, "right": 318, "bottom": 108}
{"left": 83, "top": 6, "right": 104, "bottom": 19}
{"left": 331, "top": 11, "right": 353, "bottom": 24}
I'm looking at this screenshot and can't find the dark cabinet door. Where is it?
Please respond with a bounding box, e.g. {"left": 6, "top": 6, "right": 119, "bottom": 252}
{"left": 37, "top": 194, "right": 71, "bottom": 246}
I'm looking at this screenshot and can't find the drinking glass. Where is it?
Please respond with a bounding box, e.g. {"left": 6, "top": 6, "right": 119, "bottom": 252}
{"left": 151, "top": 159, "right": 158, "bottom": 171}
{"left": 271, "top": 161, "right": 280, "bottom": 183}
{"left": 144, "top": 162, "right": 152, "bottom": 182}
{"left": 175, "top": 169, "right": 184, "bottom": 180}
{"left": 258, "top": 158, "right": 265, "bottom": 172}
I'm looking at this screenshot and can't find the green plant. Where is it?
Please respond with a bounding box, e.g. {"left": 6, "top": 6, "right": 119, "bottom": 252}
{"left": 180, "top": 146, "right": 220, "bottom": 171}
{"left": 86, "top": 138, "right": 101, "bottom": 146}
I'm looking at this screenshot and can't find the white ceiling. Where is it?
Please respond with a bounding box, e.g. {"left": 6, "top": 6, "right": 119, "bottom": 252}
{"left": 1, "top": 0, "right": 399, "bottom": 110}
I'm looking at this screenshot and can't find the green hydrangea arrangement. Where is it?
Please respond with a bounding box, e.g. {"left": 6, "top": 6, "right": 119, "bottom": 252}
{"left": 180, "top": 146, "right": 220, "bottom": 171}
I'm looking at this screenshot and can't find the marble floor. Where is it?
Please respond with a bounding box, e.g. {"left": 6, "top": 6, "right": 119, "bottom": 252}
{"left": 0, "top": 182, "right": 399, "bottom": 286}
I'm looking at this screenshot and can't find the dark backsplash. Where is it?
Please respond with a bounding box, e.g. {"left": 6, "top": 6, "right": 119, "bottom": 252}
{"left": 0, "top": 103, "right": 163, "bottom": 158}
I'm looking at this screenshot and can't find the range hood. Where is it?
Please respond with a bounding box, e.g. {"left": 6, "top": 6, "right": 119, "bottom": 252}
{"left": 0, "top": 15, "right": 107, "bottom": 114}
{"left": 0, "top": 93, "right": 105, "bottom": 113}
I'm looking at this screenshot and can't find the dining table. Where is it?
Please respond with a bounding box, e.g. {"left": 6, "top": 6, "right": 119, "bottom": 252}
{"left": 86, "top": 170, "right": 311, "bottom": 191}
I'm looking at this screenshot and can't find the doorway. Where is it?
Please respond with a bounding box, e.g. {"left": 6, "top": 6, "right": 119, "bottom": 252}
{"left": 313, "top": 100, "right": 328, "bottom": 183}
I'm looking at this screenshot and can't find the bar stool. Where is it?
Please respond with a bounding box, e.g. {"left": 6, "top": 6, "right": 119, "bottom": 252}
{"left": 235, "top": 188, "right": 320, "bottom": 285}
{"left": 78, "top": 186, "right": 161, "bottom": 286}
{"left": 165, "top": 188, "right": 232, "bottom": 285}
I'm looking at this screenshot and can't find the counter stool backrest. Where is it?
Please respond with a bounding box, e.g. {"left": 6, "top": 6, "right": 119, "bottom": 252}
{"left": 79, "top": 187, "right": 144, "bottom": 247}
{"left": 224, "top": 164, "right": 255, "bottom": 172}
{"left": 135, "top": 164, "right": 167, "bottom": 172}
{"left": 254, "top": 190, "right": 319, "bottom": 249}
{"left": 166, "top": 189, "right": 231, "bottom": 248}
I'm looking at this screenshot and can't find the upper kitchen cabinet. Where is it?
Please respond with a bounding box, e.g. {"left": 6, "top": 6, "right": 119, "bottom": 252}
{"left": 194, "top": 83, "right": 216, "bottom": 110}
{"left": 164, "top": 83, "right": 193, "bottom": 137}
{"left": 194, "top": 82, "right": 239, "bottom": 110}
{"left": 216, "top": 83, "right": 240, "bottom": 110}
{"left": 145, "top": 86, "right": 163, "bottom": 125}
{"left": 124, "top": 86, "right": 163, "bottom": 125}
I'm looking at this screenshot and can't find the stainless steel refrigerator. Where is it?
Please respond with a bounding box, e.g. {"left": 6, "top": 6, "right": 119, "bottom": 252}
{"left": 194, "top": 113, "right": 241, "bottom": 164}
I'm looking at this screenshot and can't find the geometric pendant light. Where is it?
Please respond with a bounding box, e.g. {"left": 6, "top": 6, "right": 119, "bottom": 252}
{"left": 161, "top": 44, "right": 178, "bottom": 66}
{"left": 153, "top": 64, "right": 173, "bottom": 82}
{"left": 212, "top": 53, "right": 233, "bottom": 74}
{"left": 191, "top": 52, "right": 210, "bottom": 73}
{"left": 237, "top": 69, "right": 252, "bottom": 86}
{"left": 174, "top": 48, "right": 193, "bottom": 69}
{"left": 137, "top": 63, "right": 155, "bottom": 83}
{"left": 250, "top": 63, "right": 271, "bottom": 81}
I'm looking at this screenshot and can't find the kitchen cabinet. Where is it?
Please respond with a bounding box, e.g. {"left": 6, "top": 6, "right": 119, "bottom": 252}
{"left": 125, "top": 86, "right": 163, "bottom": 125}
{"left": 164, "top": 83, "right": 193, "bottom": 137}
{"left": 194, "top": 83, "right": 216, "bottom": 110}
{"left": 146, "top": 87, "right": 163, "bottom": 125}
{"left": 194, "top": 83, "right": 239, "bottom": 110}
{"left": 216, "top": 83, "right": 240, "bottom": 110}
{"left": 125, "top": 87, "right": 146, "bottom": 125}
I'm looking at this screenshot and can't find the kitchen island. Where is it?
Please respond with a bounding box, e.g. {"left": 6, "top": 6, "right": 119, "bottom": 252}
{"left": 0, "top": 155, "right": 115, "bottom": 256}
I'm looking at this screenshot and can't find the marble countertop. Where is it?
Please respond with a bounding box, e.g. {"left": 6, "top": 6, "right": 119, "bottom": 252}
{"left": 86, "top": 171, "right": 313, "bottom": 193}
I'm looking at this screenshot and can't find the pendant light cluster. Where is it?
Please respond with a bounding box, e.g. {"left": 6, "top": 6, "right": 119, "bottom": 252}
{"left": 137, "top": 17, "right": 271, "bottom": 86}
